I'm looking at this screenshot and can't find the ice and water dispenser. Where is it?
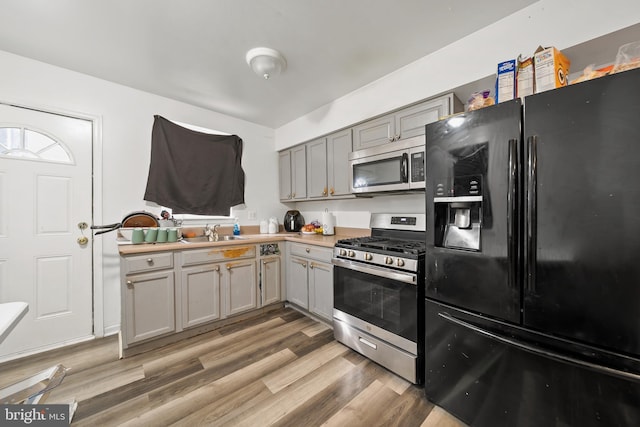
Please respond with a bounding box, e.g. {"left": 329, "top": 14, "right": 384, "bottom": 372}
{"left": 432, "top": 143, "right": 488, "bottom": 252}
{"left": 433, "top": 177, "right": 482, "bottom": 251}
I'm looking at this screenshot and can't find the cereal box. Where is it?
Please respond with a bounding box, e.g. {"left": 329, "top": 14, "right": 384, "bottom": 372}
{"left": 516, "top": 54, "right": 535, "bottom": 98}
{"left": 496, "top": 59, "right": 516, "bottom": 103}
{"left": 533, "top": 46, "right": 570, "bottom": 93}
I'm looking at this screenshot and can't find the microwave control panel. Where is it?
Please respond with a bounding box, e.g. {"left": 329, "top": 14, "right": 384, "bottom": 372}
{"left": 410, "top": 152, "right": 425, "bottom": 182}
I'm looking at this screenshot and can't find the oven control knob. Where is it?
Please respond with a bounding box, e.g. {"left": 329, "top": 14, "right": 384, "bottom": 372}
{"left": 364, "top": 253, "right": 373, "bottom": 261}
{"left": 348, "top": 250, "right": 356, "bottom": 258}
{"left": 396, "top": 259, "right": 405, "bottom": 267}
{"left": 339, "top": 249, "right": 347, "bottom": 256}
{"left": 385, "top": 257, "right": 393, "bottom": 265}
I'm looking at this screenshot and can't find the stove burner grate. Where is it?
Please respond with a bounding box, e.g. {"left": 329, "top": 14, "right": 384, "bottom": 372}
{"left": 337, "top": 237, "right": 425, "bottom": 256}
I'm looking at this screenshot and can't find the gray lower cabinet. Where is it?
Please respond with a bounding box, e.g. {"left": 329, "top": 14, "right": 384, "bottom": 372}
{"left": 224, "top": 258, "right": 258, "bottom": 316}
{"left": 259, "top": 242, "right": 283, "bottom": 307}
{"left": 286, "top": 243, "right": 333, "bottom": 322}
{"left": 286, "top": 255, "right": 309, "bottom": 309}
{"left": 121, "top": 244, "right": 262, "bottom": 352}
{"left": 121, "top": 252, "right": 176, "bottom": 345}
{"left": 181, "top": 245, "right": 258, "bottom": 320}
{"left": 308, "top": 259, "right": 333, "bottom": 322}
{"left": 181, "top": 264, "right": 222, "bottom": 328}
{"left": 260, "top": 256, "right": 281, "bottom": 306}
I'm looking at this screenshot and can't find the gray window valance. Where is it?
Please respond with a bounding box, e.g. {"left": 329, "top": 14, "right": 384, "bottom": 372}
{"left": 143, "top": 115, "right": 245, "bottom": 215}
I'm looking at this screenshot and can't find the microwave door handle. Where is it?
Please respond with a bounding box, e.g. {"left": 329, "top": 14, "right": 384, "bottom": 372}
{"left": 401, "top": 153, "right": 409, "bottom": 183}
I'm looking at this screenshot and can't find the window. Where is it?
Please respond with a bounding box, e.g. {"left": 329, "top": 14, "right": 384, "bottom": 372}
{"left": 152, "top": 120, "right": 238, "bottom": 225}
{"left": 0, "top": 127, "right": 73, "bottom": 163}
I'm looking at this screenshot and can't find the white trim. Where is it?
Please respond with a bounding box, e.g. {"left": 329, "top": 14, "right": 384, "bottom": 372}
{"left": 91, "top": 114, "right": 104, "bottom": 338}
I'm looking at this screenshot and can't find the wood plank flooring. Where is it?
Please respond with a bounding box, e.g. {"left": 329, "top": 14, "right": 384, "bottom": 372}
{"left": 0, "top": 307, "right": 466, "bottom": 426}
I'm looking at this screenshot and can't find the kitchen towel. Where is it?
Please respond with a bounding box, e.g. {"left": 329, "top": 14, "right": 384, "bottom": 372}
{"left": 144, "top": 116, "right": 245, "bottom": 215}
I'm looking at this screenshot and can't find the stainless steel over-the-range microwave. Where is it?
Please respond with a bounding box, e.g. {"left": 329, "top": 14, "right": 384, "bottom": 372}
{"left": 349, "top": 135, "right": 425, "bottom": 194}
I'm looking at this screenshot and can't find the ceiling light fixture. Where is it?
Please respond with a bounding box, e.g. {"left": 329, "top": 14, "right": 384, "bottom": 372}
{"left": 245, "top": 47, "right": 286, "bottom": 80}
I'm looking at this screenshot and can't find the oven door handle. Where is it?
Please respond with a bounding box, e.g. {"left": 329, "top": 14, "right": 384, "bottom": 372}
{"left": 332, "top": 258, "right": 417, "bottom": 285}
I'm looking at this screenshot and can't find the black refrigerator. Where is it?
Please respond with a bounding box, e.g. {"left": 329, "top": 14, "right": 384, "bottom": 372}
{"left": 424, "top": 68, "right": 640, "bottom": 427}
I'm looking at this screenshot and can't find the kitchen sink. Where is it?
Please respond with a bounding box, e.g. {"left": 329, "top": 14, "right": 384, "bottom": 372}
{"left": 182, "top": 235, "right": 245, "bottom": 243}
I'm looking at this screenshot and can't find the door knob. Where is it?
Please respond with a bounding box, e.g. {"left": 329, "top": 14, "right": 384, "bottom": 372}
{"left": 77, "top": 221, "right": 89, "bottom": 245}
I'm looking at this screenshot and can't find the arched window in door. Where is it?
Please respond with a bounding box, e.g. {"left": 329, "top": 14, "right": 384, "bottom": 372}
{"left": 0, "top": 126, "right": 73, "bottom": 164}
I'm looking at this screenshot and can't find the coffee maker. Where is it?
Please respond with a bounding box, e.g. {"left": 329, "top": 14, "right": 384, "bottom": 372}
{"left": 284, "top": 210, "right": 305, "bottom": 232}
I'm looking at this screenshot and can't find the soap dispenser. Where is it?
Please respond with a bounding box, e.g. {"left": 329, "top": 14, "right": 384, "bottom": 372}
{"left": 233, "top": 218, "right": 241, "bottom": 235}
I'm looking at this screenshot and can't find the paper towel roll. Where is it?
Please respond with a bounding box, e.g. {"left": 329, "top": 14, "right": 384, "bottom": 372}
{"left": 322, "top": 211, "right": 335, "bottom": 235}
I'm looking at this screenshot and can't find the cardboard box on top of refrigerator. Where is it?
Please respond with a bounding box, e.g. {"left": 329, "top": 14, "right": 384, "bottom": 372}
{"left": 533, "top": 46, "right": 570, "bottom": 93}
{"left": 496, "top": 59, "right": 516, "bottom": 103}
{"left": 516, "top": 54, "right": 535, "bottom": 98}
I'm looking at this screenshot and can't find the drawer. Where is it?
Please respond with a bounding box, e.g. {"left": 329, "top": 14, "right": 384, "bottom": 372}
{"left": 289, "top": 243, "right": 332, "bottom": 263}
{"left": 124, "top": 252, "right": 174, "bottom": 274}
{"left": 182, "top": 245, "right": 256, "bottom": 266}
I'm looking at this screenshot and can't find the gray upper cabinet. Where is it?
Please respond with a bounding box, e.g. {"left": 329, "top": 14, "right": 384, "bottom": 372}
{"left": 288, "top": 129, "right": 353, "bottom": 201}
{"left": 278, "top": 150, "right": 292, "bottom": 201}
{"left": 279, "top": 94, "right": 459, "bottom": 201}
{"left": 353, "top": 93, "right": 462, "bottom": 151}
{"left": 306, "top": 137, "right": 328, "bottom": 199}
{"left": 352, "top": 114, "right": 395, "bottom": 151}
{"left": 326, "top": 129, "right": 352, "bottom": 197}
{"left": 279, "top": 145, "right": 307, "bottom": 201}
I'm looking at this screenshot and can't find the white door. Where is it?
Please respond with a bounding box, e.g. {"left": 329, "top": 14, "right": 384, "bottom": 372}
{"left": 0, "top": 104, "right": 93, "bottom": 360}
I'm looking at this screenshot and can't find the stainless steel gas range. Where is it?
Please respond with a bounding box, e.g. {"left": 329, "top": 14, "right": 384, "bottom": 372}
{"left": 332, "top": 213, "right": 426, "bottom": 384}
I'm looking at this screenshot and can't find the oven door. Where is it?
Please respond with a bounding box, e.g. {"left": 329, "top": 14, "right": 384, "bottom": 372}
{"left": 332, "top": 258, "right": 418, "bottom": 343}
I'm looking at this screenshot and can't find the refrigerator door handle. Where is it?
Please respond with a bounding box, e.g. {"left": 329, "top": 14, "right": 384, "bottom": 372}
{"left": 508, "top": 138, "right": 518, "bottom": 294}
{"left": 526, "top": 135, "right": 538, "bottom": 292}
{"left": 438, "top": 311, "right": 640, "bottom": 382}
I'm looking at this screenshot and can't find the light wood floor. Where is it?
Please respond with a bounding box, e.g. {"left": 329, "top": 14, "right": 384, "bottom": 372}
{"left": 0, "top": 307, "right": 466, "bottom": 426}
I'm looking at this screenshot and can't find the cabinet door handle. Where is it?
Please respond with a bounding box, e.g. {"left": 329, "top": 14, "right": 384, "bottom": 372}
{"left": 214, "top": 266, "right": 220, "bottom": 272}
{"left": 226, "top": 265, "right": 231, "bottom": 270}
{"left": 322, "top": 187, "right": 327, "bottom": 196}
{"left": 126, "top": 280, "right": 134, "bottom": 288}
{"left": 330, "top": 187, "right": 335, "bottom": 195}
{"left": 292, "top": 192, "right": 296, "bottom": 198}
{"left": 309, "top": 263, "right": 314, "bottom": 269}
{"left": 305, "top": 248, "right": 310, "bottom": 253}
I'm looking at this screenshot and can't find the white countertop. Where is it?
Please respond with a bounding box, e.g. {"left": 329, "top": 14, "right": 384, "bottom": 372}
{"left": 0, "top": 302, "right": 28, "bottom": 344}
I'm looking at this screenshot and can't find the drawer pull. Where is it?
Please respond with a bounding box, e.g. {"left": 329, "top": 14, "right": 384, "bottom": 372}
{"left": 305, "top": 248, "right": 310, "bottom": 253}
{"left": 146, "top": 258, "right": 154, "bottom": 264}
{"left": 359, "top": 337, "right": 377, "bottom": 350}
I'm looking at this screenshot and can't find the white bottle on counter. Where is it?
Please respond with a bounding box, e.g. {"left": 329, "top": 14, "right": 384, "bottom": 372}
{"left": 268, "top": 217, "right": 278, "bottom": 234}
{"left": 260, "top": 220, "right": 268, "bottom": 233}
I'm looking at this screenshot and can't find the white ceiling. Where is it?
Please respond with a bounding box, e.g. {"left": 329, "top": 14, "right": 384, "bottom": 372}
{"left": 0, "top": 0, "right": 537, "bottom": 128}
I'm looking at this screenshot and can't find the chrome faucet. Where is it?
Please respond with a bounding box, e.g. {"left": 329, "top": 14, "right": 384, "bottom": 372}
{"left": 205, "top": 224, "right": 220, "bottom": 242}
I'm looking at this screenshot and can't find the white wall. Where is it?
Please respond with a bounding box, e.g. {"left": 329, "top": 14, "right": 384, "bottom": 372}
{"left": 274, "top": 0, "right": 640, "bottom": 228}
{"left": 0, "top": 50, "right": 281, "bottom": 334}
